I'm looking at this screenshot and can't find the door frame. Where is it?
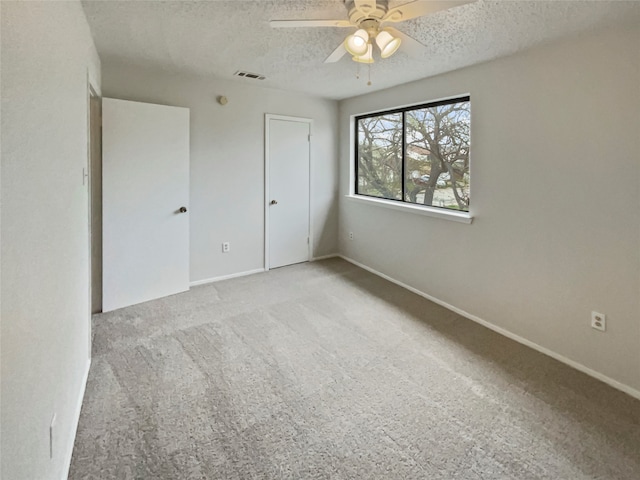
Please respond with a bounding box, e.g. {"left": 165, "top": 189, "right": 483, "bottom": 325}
{"left": 264, "top": 114, "right": 313, "bottom": 271}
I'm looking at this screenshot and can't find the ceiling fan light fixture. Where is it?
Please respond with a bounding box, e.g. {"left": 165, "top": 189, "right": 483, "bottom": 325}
{"left": 344, "top": 28, "right": 369, "bottom": 56}
{"left": 376, "top": 30, "right": 402, "bottom": 58}
{"left": 352, "top": 43, "right": 374, "bottom": 64}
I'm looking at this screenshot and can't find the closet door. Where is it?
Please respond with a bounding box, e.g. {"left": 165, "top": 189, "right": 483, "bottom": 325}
{"left": 266, "top": 115, "right": 311, "bottom": 269}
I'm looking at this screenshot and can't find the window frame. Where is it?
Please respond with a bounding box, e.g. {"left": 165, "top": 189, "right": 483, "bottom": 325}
{"left": 354, "top": 95, "right": 471, "bottom": 214}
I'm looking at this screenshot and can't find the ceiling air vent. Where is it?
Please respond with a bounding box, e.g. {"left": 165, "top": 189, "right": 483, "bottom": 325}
{"left": 234, "top": 71, "right": 266, "bottom": 81}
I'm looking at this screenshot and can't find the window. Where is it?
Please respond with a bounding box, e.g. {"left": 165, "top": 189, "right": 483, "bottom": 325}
{"left": 356, "top": 96, "right": 470, "bottom": 212}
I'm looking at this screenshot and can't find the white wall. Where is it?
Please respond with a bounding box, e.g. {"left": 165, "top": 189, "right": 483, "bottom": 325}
{"left": 102, "top": 63, "right": 339, "bottom": 283}
{"left": 1, "top": 1, "right": 101, "bottom": 479}
{"left": 339, "top": 24, "right": 640, "bottom": 394}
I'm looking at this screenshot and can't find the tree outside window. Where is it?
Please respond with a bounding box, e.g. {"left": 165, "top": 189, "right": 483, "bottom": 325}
{"left": 356, "top": 97, "right": 470, "bottom": 212}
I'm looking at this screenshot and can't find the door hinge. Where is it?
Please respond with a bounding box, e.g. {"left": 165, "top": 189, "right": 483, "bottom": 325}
{"left": 307, "top": 134, "right": 310, "bottom": 142}
{"left": 307, "top": 236, "right": 309, "bottom": 244}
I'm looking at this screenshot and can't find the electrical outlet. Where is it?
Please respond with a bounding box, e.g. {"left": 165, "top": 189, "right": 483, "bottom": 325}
{"left": 591, "top": 311, "right": 606, "bottom": 332}
{"left": 222, "top": 242, "right": 230, "bottom": 253}
{"left": 349, "top": 232, "right": 354, "bottom": 240}
{"left": 50, "top": 414, "right": 56, "bottom": 459}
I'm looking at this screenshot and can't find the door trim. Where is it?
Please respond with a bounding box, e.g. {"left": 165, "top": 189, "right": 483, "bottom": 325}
{"left": 264, "top": 114, "right": 313, "bottom": 271}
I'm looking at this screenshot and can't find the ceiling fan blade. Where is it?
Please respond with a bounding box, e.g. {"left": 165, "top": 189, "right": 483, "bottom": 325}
{"left": 386, "top": 27, "right": 427, "bottom": 58}
{"left": 382, "top": 0, "right": 475, "bottom": 23}
{"left": 353, "top": 0, "right": 377, "bottom": 16}
{"left": 324, "top": 43, "right": 348, "bottom": 63}
{"left": 270, "top": 19, "right": 352, "bottom": 28}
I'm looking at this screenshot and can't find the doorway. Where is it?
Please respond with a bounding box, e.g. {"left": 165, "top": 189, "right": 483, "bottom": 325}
{"left": 265, "top": 115, "right": 312, "bottom": 270}
{"left": 89, "top": 86, "right": 102, "bottom": 314}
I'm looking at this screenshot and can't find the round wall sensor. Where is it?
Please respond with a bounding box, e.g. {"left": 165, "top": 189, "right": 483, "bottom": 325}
{"left": 218, "top": 96, "right": 228, "bottom": 105}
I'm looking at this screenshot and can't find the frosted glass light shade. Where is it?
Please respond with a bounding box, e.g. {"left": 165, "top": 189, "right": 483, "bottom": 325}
{"left": 344, "top": 29, "right": 369, "bottom": 56}
{"left": 376, "top": 30, "right": 401, "bottom": 58}
{"left": 352, "top": 44, "right": 374, "bottom": 64}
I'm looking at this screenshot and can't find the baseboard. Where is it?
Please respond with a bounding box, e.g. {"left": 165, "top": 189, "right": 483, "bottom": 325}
{"left": 311, "top": 253, "right": 339, "bottom": 261}
{"left": 190, "top": 258, "right": 341, "bottom": 286}
{"left": 190, "top": 268, "right": 265, "bottom": 287}
{"left": 338, "top": 255, "right": 640, "bottom": 401}
{"left": 61, "top": 358, "right": 91, "bottom": 480}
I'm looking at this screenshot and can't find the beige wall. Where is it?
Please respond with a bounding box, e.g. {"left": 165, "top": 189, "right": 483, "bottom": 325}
{"left": 338, "top": 24, "right": 640, "bottom": 394}
{"left": 102, "top": 63, "right": 339, "bottom": 284}
{"left": 1, "top": 1, "right": 101, "bottom": 479}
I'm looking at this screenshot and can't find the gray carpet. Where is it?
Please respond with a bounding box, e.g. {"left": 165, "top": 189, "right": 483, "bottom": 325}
{"left": 69, "top": 258, "right": 640, "bottom": 479}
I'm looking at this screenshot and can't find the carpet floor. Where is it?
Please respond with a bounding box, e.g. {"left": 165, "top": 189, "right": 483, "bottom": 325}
{"left": 69, "top": 258, "right": 640, "bottom": 479}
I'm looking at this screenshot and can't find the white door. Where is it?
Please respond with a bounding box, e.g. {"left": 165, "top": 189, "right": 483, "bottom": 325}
{"left": 102, "top": 98, "right": 190, "bottom": 312}
{"left": 266, "top": 116, "right": 311, "bottom": 269}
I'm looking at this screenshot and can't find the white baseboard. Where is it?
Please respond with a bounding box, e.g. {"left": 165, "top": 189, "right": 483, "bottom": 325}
{"left": 190, "top": 258, "right": 341, "bottom": 286}
{"left": 61, "top": 358, "right": 91, "bottom": 480}
{"left": 338, "top": 255, "right": 640, "bottom": 401}
{"left": 311, "top": 253, "right": 339, "bottom": 261}
{"left": 190, "top": 268, "right": 265, "bottom": 287}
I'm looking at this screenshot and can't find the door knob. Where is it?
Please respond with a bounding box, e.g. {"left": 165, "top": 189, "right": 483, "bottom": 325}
{"left": 270, "top": 200, "right": 278, "bottom": 205}
{"left": 179, "top": 206, "right": 187, "bottom": 213}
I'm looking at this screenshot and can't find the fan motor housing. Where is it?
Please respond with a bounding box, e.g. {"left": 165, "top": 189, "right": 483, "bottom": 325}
{"left": 347, "top": 1, "right": 388, "bottom": 25}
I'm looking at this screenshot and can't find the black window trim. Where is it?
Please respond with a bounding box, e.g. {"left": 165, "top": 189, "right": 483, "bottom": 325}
{"left": 354, "top": 95, "right": 471, "bottom": 211}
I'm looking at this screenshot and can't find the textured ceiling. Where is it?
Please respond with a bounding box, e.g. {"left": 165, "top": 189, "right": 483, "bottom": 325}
{"left": 82, "top": 0, "right": 640, "bottom": 100}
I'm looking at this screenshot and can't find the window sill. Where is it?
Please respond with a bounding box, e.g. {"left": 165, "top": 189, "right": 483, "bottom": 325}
{"left": 344, "top": 195, "right": 473, "bottom": 224}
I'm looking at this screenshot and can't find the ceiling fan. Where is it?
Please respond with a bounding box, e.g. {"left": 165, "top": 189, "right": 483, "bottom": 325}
{"left": 270, "top": 0, "right": 475, "bottom": 64}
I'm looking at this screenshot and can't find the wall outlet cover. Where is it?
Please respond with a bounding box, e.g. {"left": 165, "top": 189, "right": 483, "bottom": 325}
{"left": 591, "top": 311, "right": 606, "bottom": 332}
